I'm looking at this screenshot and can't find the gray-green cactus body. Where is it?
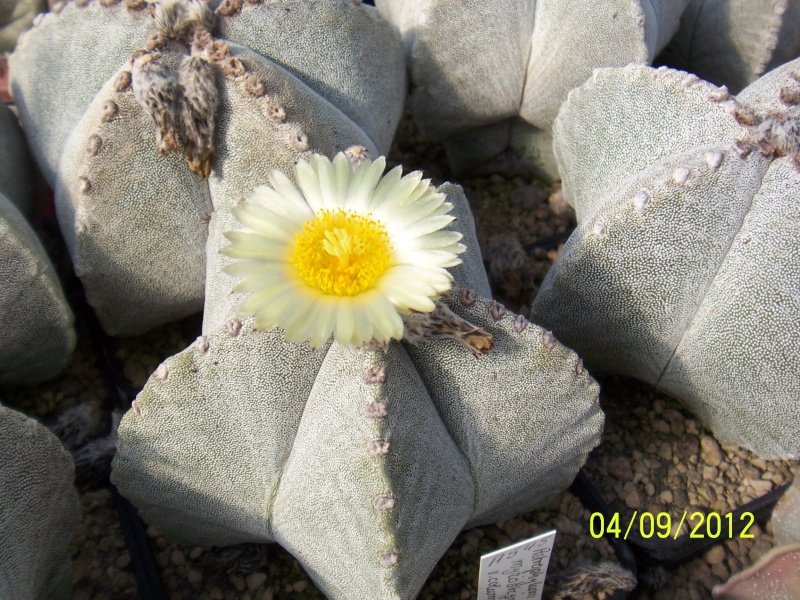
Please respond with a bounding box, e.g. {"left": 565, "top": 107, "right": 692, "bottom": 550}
{"left": 0, "top": 403, "right": 81, "bottom": 600}
{"left": 375, "top": 0, "right": 689, "bottom": 179}
{"left": 0, "top": 102, "right": 75, "bottom": 386}
{"left": 657, "top": 0, "right": 800, "bottom": 95}
{"left": 532, "top": 60, "right": 800, "bottom": 459}
{"left": 112, "top": 180, "right": 604, "bottom": 599}
{"left": 10, "top": 0, "right": 405, "bottom": 335}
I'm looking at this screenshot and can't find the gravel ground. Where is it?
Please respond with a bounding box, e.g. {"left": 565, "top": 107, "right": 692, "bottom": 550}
{"left": 4, "top": 109, "right": 795, "bottom": 600}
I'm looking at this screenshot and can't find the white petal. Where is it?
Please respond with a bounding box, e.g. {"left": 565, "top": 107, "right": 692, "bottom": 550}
{"left": 266, "top": 169, "right": 310, "bottom": 213}
{"left": 231, "top": 204, "right": 298, "bottom": 240}
{"left": 374, "top": 180, "right": 437, "bottom": 223}
{"left": 332, "top": 152, "right": 353, "bottom": 204}
{"left": 367, "top": 165, "right": 403, "bottom": 209}
{"left": 400, "top": 230, "right": 463, "bottom": 250}
{"left": 249, "top": 184, "right": 313, "bottom": 223}
{"left": 392, "top": 248, "right": 464, "bottom": 269}
{"left": 346, "top": 156, "right": 385, "bottom": 211}
{"left": 349, "top": 295, "right": 375, "bottom": 347}
{"left": 232, "top": 269, "right": 290, "bottom": 293}
{"left": 295, "top": 158, "right": 325, "bottom": 212}
{"left": 281, "top": 293, "right": 324, "bottom": 344}
{"left": 384, "top": 193, "right": 447, "bottom": 232}
{"left": 362, "top": 293, "right": 403, "bottom": 342}
{"left": 307, "top": 298, "right": 338, "bottom": 349}
{"left": 370, "top": 170, "right": 424, "bottom": 215}
{"left": 254, "top": 285, "right": 301, "bottom": 328}
{"left": 223, "top": 259, "right": 267, "bottom": 278}
{"left": 311, "top": 154, "right": 339, "bottom": 210}
{"left": 334, "top": 300, "right": 356, "bottom": 345}
{"left": 221, "top": 234, "right": 288, "bottom": 259}
{"left": 392, "top": 214, "right": 455, "bottom": 241}
{"left": 239, "top": 287, "right": 285, "bottom": 320}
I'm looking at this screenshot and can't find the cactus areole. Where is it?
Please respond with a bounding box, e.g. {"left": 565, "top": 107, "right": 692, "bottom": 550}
{"left": 112, "top": 159, "right": 605, "bottom": 599}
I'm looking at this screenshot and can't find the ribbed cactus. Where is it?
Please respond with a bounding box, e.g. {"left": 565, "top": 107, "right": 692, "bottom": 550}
{"left": 0, "top": 101, "right": 75, "bottom": 386}
{"left": 111, "top": 156, "right": 604, "bottom": 599}
{"left": 657, "top": 0, "right": 800, "bottom": 94}
{"left": 10, "top": 0, "right": 405, "bottom": 335}
{"left": 375, "top": 0, "right": 690, "bottom": 179}
{"left": 0, "top": 403, "right": 81, "bottom": 600}
{"left": 531, "top": 58, "right": 800, "bottom": 459}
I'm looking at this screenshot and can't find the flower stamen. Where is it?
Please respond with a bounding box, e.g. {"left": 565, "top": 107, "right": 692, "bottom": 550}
{"left": 291, "top": 208, "right": 393, "bottom": 296}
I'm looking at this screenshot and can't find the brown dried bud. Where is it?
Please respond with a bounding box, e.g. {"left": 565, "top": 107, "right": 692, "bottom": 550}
{"left": 178, "top": 55, "right": 219, "bottom": 178}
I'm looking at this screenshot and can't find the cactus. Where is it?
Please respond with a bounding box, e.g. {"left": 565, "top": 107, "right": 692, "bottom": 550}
{"left": 0, "top": 403, "right": 81, "bottom": 600}
{"left": 0, "top": 0, "right": 46, "bottom": 52}
{"left": 9, "top": 0, "right": 405, "bottom": 335}
{"left": 531, "top": 58, "right": 800, "bottom": 459}
{"left": 374, "top": 0, "right": 691, "bottom": 179}
{"left": 0, "top": 101, "right": 75, "bottom": 385}
{"left": 712, "top": 543, "right": 800, "bottom": 600}
{"left": 713, "top": 470, "right": 800, "bottom": 598}
{"left": 772, "top": 473, "right": 800, "bottom": 546}
{"left": 657, "top": 0, "right": 800, "bottom": 95}
{"left": 111, "top": 155, "right": 605, "bottom": 600}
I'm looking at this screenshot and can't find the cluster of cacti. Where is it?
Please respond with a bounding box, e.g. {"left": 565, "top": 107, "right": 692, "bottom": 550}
{"left": 111, "top": 162, "right": 605, "bottom": 599}
{"left": 531, "top": 57, "right": 800, "bottom": 459}
{"left": 0, "top": 101, "right": 75, "bottom": 385}
{"left": 0, "top": 403, "right": 81, "bottom": 600}
{"left": 376, "top": 0, "right": 800, "bottom": 179}
{"left": 9, "top": 0, "right": 405, "bottom": 335}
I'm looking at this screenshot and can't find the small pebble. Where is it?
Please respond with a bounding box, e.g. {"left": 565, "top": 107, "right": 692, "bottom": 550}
{"left": 246, "top": 572, "right": 268, "bottom": 591}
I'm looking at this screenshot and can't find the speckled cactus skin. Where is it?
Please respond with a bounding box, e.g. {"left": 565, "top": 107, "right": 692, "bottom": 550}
{"left": 0, "top": 0, "right": 45, "bottom": 52}
{"left": 111, "top": 179, "right": 604, "bottom": 600}
{"left": 531, "top": 59, "right": 800, "bottom": 459}
{"left": 9, "top": 0, "right": 405, "bottom": 335}
{"left": 0, "top": 102, "right": 75, "bottom": 386}
{"left": 658, "top": 0, "right": 800, "bottom": 95}
{"left": 375, "top": 0, "right": 690, "bottom": 179}
{"left": 712, "top": 543, "right": 800, "bottom": 600}
{"left": 773, "top": 474, "right": 800, "bottom": 546}
{"left": 0, "top": 403, "right": 81, "bottom": 600}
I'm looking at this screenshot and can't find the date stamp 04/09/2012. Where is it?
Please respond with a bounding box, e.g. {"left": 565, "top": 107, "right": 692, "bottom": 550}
{"left": 589, "top": 511, "right": 757, "bottom": 541}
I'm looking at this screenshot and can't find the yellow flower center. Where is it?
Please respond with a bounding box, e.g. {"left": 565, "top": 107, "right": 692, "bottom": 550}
{"left": 291, "top": 208, "right": 393, "bottom": 296}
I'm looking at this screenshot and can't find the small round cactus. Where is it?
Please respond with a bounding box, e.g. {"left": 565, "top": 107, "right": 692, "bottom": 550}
{"left": 10, "top": 0, "right": 405, "bottom": 335}
{"left": 532, "top": 58, "right": 800, "bottom": 459}
{"left": 0, "top": 403, "right": 81, "bottom": 600}
{"left": 0, "top": 102, "right": 75, "bottom": 386}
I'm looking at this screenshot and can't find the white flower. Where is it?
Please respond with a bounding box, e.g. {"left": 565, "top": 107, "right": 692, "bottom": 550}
{"left": 221, "top": 152, "right": 465, "bottom": 348}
